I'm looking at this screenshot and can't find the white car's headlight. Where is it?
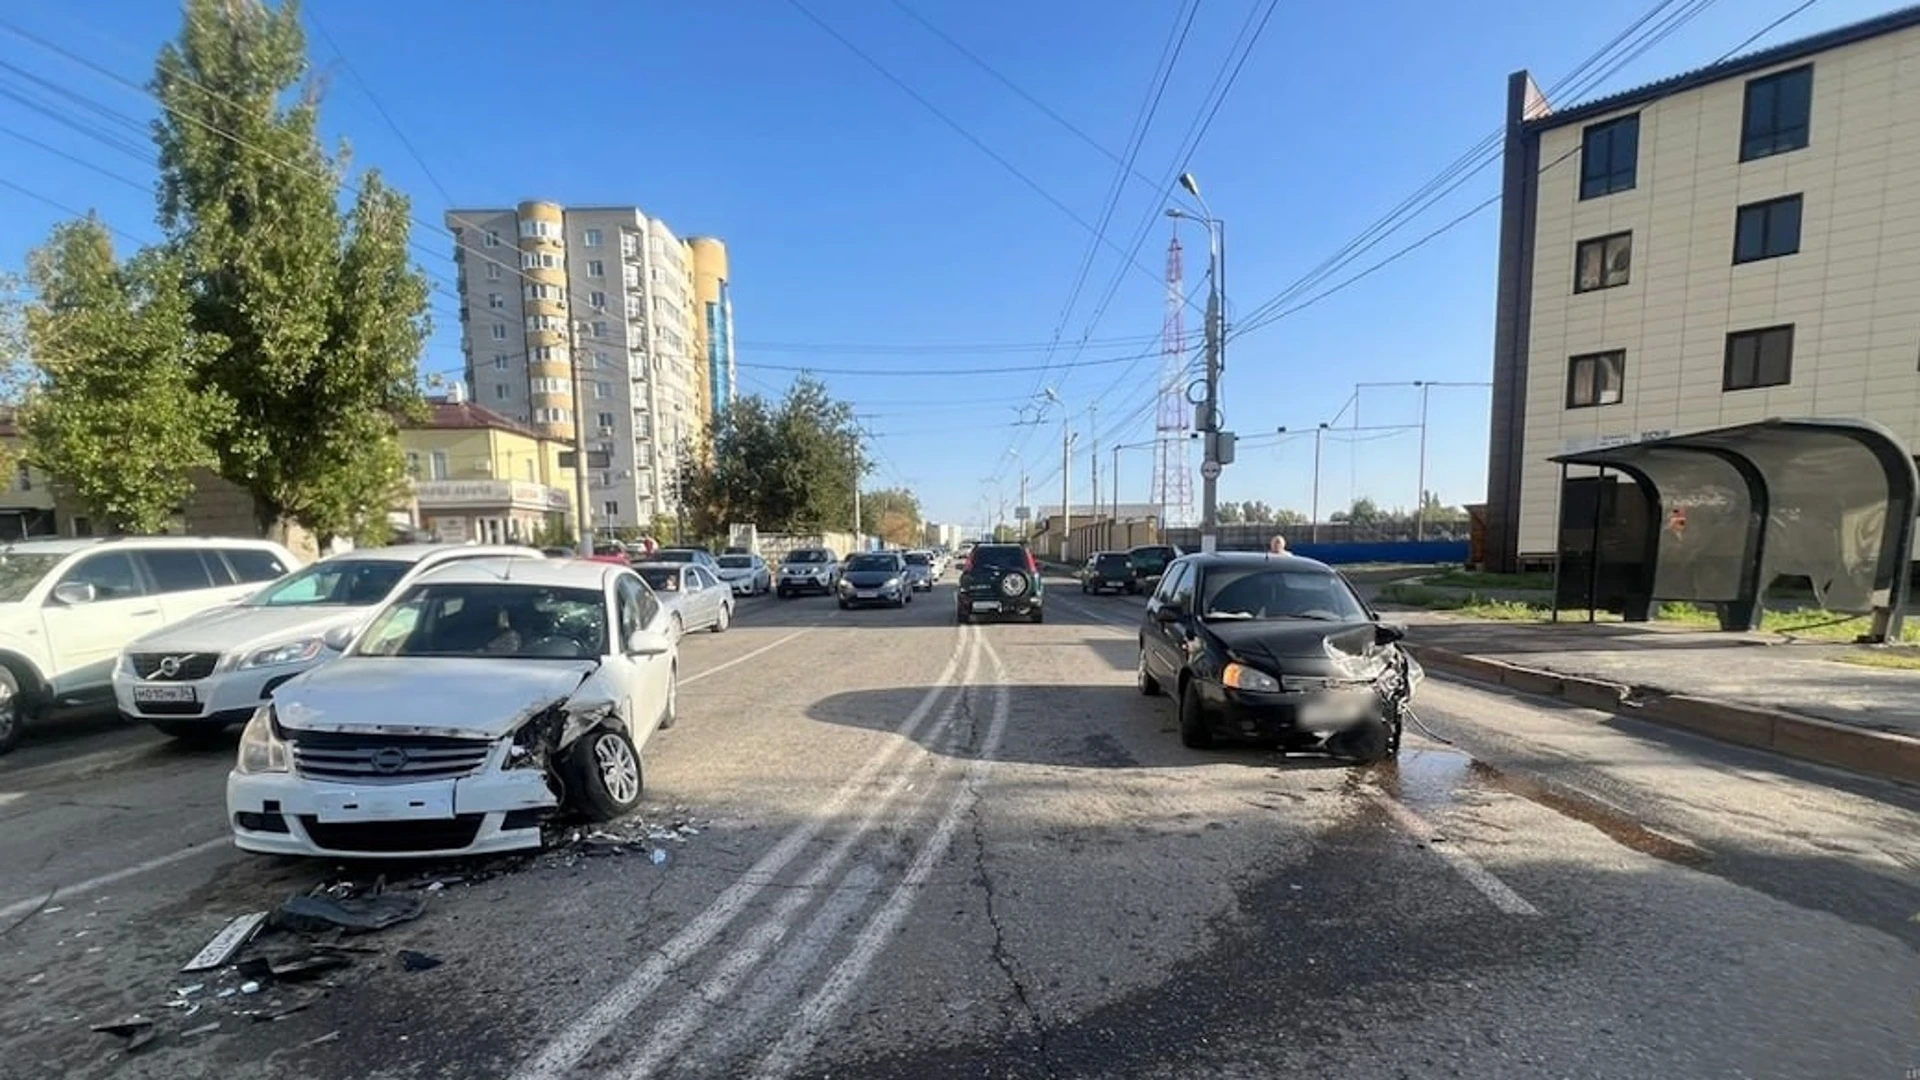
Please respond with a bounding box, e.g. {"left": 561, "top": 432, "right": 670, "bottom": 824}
{"left": 241, "top": 638, "right": 325, "bottom": 669}
{"left": 236, "top": 707, "right": 290, "bottom": 774}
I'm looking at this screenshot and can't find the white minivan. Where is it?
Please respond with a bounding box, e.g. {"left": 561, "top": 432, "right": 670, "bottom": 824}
{"left": 113, "top": 543, "right": 541, "bottom": 742}
{"left": 0, "top": 537, "right": 301, "bottom": 754}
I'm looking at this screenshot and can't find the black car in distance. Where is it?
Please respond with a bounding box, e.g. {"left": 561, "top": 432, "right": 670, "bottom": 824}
{"left": 1081, "top": 551, "right": 1134, "bottom": 594}
{"left": 957, "top": 543, "right": 1043, "bottom": 624}
{"left": 1137, "top": 552, "right": 1421, "bottom": 762}
{"left": 1125, "top": 544, "right": 1180, "bottom": 594}
{"left": 838, "top": 551, "right": 912, "bottom": 609}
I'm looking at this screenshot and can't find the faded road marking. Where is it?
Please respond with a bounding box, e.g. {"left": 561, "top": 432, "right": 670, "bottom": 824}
{"left": 1371, "top": 792, "right": 1541, "bottom": 917}
{"left": 511, "top": 624, "right": 978, "bottom": 1080}
{"left": 0, "top": 836, "right": 229, "bottom": 923}
{"left": 682, "top": 629, "right": 813, "bottom": 687}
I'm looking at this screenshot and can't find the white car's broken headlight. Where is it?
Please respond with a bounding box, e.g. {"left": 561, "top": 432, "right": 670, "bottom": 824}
{"left": 241, "top": 638, "right": 325, "bottom": 669}
{"left": 236, "top": 707, "right": 290, "bottom": 774}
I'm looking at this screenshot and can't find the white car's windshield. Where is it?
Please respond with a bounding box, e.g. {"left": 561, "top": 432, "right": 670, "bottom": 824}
{"left": 717, "top": 556, "right": 753, "bottom": 569}
{"left": 785, "top": 550, "right": 829, "bottom": 564}
{"left": 356, "top": 583, "right": 607, "bottom": 659}
{"left": 0, "top": 553, "right": 63, "bottom": 603}
{"left": 1201, "top": 568, "right": 1368, "bottom": 622}
{"left": 251, "top": 559, "right": 409, "bottom": 607}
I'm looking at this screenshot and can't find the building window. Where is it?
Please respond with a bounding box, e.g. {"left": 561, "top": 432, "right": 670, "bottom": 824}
{"left": 1566, "top": 350, "right": 1624, "bottom": 409}
{"left": 1733, "top": 194, "right": 1803, "bottom": 264}
{"left": 1724, "top": 325, "right": 1794, "bottom": 391}
{"left": 590, "top": 291, "right": 606, "bottom": 309}
{"left": 72, "top": 515, "right": 92, "bottom": 537}
{"left": 405, "top": 451, "right": 421, "bottom": 478}
{"left": 597, "top": 411, "right": 616, "bottom": 430}
{"left": 583, "top": 228, "right": 603, "bottom": 247}
{"left": 588, "top": 259, "right": 605, "bottom": 278}
{"left": 490, "top": 323, "right": 507, "bottom": 341}
{"left": 1579, "top": 115, "right": 1639, "bottom": 200}
{"left": 1573, "top": 232, "right": 1631, "bottom": 293}
{"left": 484, "top": 230, "right": 500, "bottom": 248}
{"left": 592, "top": 320, "right": 609, "bottom": 339}
{"left": 621, "top": 232, "right": 638, "bottom": 257}
{"left": 488, "top": 292, "right": 504, "bottom": 309}
{"left": 493, "top": 353, "right": 509, "bottom": 370}
{"left": 495, "top": 383, "right": 510, "bottom": 400}
{"left": 623, "top": 265, "right": 639, "bottom": 288}
{"left": 603, "top": 500, "right": 620, "bottom": 520}
{"left": 429, "top": 451, "right": 450, "bottom": 480}
{"left": 1741, "top": 65, "right": 1812, "bottom": 162}
{"left": 485, "top": 261, "right": 501, "bottom": 281}
{"left": 592, "top": 381, "right": 609, "bottom": 399}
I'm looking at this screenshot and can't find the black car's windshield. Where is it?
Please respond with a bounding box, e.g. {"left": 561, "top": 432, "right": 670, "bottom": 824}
{"left": 635, "top": 567, "right": 682, "bottom": 591}
{"left": 252, "top": 559, "right": 409, "bottom": 607}
{"left": 1200, "top": 568, "right": 1368, "bottom": 622}
{"left": 971, "top": 546, "right": 1028, "bottom": 569}
{"left": 1131, "top": 547, "right": 1175, "bottom": 570}
{"left": 1095, "top": 554, "right": 1130, "bottom": 572}
{"left": 356, "top": 583, "right": 606, "bottom": 659}
{"left": 905, "top": 553, "right": 931, "bottom": 566}
{"left": 786, "top": 550, "right": 828, "bottom": 564}
{"left": 0, "top": 552, "right": 64, "bottom": 603}
{"left": 717, "top": 556, "right": 753, "bottom": 569}
{"left": 845, "top": 555, "right": 898, "bottom": 573}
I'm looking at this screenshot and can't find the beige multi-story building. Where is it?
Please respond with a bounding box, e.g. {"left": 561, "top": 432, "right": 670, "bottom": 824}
{"left": 446, "top": 201, "right": 726, "bottom": 535}
{"left": 1485, "top": 6, "right": 1920, "bottom": 571}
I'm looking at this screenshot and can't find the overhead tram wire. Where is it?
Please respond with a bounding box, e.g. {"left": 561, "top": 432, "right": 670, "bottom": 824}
{"left": 1227, "top": 0, "right": 1817, "bottom": 342}
{"left": 303, "top": 5, "right": 457, "bottom": 205}
{"left": 1228, "top": 0, "right": 1725, "bottom": 336}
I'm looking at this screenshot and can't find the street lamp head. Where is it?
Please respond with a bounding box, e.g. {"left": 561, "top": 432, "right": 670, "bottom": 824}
{"left": 1178, "top": 172, "right": 1202, "bottom": 199}
{"left": 1164, "top": 208, "right": 1185, "bottom": 219}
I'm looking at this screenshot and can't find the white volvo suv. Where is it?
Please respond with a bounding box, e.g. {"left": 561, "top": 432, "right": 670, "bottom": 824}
{"left": 113, "top": 543, "right": 540, "bottom": 741}
{"left": 0, "top": 537, "right": 301, "bottom": 754}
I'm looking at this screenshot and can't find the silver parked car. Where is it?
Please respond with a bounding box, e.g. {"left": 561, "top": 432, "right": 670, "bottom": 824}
{"left": 903, "top": 550, "right": 936, "bottom": 592}
{"left": 631, "top": 561, "right": 734, "bottom": 636}
{"left": 714, "top": 553, "right": 771, "bottom": 596}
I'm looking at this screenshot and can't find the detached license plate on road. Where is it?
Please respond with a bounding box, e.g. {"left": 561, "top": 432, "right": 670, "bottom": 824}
{"left": 971, "top": 601, "right": 1002, "bottom": 612}
{"left": 1299, "top": 691, "right": 1374, "bottom": 727}
{"left": 133, "top": 684, "right": 197, "bottom": 704}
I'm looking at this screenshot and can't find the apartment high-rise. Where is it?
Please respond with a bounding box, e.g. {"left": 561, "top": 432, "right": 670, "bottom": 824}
{"left": 447, "top": 201, "right": 719, "bottom": 534}
{"left": 688, "top": 237, "right": 736, "bottom": 425}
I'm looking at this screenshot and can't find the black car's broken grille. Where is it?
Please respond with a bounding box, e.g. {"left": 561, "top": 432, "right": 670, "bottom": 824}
{"left": 298, "top": 814, "right": 486, "bottom": 853}
{"left": 128, "top": 652, "right": 220, "bottom": 680}
{"left": 288, "top": 731, "right": 494, "bottom": 783}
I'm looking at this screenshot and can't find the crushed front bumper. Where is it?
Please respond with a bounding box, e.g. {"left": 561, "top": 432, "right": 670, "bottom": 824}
{"left": 1191, "top": 680, "right": 1388, "bottom": 742}
{"left": 227, "top": 766, "right": 556, "bottom": 859}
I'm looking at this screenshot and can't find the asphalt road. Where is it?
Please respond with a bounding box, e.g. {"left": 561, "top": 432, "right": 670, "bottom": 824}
{"left": 2, "top": 575, "right": 1916, "bottom": 1079}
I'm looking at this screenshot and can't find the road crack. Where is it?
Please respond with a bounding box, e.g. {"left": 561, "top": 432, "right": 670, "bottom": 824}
{"left": 962, "top": 680, "right": 1060, "bottom": 1080}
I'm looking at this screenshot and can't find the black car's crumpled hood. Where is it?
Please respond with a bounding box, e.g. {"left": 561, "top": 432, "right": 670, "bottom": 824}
{"left": 1203, "top": 618, "right": 1383, "bottom": 671}
{"left": 841, "top": 569, "right": 900, "bottom": 587}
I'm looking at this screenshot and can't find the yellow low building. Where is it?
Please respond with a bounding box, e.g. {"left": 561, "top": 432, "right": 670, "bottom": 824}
{"left": 399, "top": 392, "right": 577, "bottom": 545}
{"left": 0, "top": 410, "right": 58, "bottom": 540}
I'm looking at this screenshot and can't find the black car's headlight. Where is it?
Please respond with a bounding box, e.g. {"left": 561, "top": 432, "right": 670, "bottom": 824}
{"left": 1221, "top": 662, "right": 1281, "bottom": 694}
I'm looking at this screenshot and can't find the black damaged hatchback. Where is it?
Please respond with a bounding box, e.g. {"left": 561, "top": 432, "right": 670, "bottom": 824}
{"left": 1135, "top": 552, "right": 1422, "bottom": 762}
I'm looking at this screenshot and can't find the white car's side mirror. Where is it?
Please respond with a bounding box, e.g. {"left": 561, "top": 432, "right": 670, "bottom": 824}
{"left": 322, "top": 624, "right": 357, "bottom": 652}
{"left": 627, "top": 629, "right": 672, "bottom": 656}
{"left": 52, "top": 581, "right": 96, "bottom": 606}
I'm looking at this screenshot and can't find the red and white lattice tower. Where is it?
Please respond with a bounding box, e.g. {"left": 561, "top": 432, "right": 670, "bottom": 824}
{"left": 1152, "top": 233, "right": 1194, "bottom": 528}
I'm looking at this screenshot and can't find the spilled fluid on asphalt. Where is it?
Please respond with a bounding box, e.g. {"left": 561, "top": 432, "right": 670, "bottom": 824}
{"left": 1369, "top": 744, "right": 1710, "bottom": 868}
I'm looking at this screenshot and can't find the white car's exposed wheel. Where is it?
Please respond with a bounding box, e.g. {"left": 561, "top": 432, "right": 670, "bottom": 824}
{"left": 657, "top": 664, "right": 678, "bottom": 730}
{"left": 712, "top": 603, "right": 731, "bottom": 633}
{"left": 568, "top": 728, "right": 644, "bottom": 821}
{"left": 0, "top": 668, "right": 20, "bottom": 755}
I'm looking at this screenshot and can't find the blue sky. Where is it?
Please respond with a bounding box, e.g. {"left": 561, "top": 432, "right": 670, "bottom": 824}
{"left": 0, "top": 0, "right": 1898, "bottom": 529}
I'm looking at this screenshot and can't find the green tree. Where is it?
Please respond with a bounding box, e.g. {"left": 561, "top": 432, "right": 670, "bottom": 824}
{"left": 861, "top": 486, "right": 922, "bottom": 547}
{"left": 152, "top": 0, "right": 429, "bottom": 541}
{"left": 1241, "top": 500, "right": 1275, "bottom": 524}
{"left": 678, "top": 375, "right": 863, "bottom": 533}
{"left": 1272, "top": 507, "right": 1308, "bottom": 526}
{"left": 18, "top": 218, "right": 231, "bottom": 534}
{"left": 1217, "top": 502, "right": 1244, "bottom": 524}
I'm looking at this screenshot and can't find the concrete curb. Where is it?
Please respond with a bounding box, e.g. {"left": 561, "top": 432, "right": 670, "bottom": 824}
{"left": 1406, "top": 644, "right": 1920, "bottom": 785}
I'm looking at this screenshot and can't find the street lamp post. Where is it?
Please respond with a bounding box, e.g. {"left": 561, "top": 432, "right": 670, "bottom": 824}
{"left": 1167, "top": 174, "right": 1226, "bottom": 555}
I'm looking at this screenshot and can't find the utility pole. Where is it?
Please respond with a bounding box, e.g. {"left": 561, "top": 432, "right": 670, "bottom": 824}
{"left": 1169, "top": 175, "right": 1227, "bottom": 554}
{"left": 1311, "top": 423, "right": 1326, "bottom": 544}
{"left": 1061, "top": 420, "right": 1077, "bottom": 564}
{"left": 851, "top": 431, "right": 863, "bottom": 550}
{"left": 1415, "top": 381, "right": 1431, "bottom": 542}
{"left": 1090, "top": 402, "right": 1100, "bottom": 536}
{"left": 568, "top": 318, "right": 594, "bottom": 557}
{"left": 1017, "top": 471, "right": 1028, "bottom": 543}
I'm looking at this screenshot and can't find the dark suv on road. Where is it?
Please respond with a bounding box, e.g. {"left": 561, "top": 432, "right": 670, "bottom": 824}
{"left": 1126, "top": 544, "right": 1180, "bottom": 594}
{"left": 1081, "top": 551, "right": 1134, "bottom": 594}
{"left": 957, "top": 543, "right": 1043, "bottom": 624}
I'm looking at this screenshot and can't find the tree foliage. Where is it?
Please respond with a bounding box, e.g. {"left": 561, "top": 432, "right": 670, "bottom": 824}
{"left": 861, "top": 486, "right": 922, "bottom": 547}
{"left": 678, "top": 375, "right": 866, "bottom": 536}
{"left": 152, "top": 0, "right": 429, "bottom": 539}
{"left": 18, "top": 219, "right": 231, "bottom": 533}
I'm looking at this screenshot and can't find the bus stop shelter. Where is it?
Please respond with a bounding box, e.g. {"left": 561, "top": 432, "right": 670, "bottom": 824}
{"left": 1547, "top": 418, "right": 1918, "bottom": 642}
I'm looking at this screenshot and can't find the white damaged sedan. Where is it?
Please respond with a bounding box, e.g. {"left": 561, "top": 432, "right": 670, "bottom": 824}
{"left": 227, "top": 558, "right": 678, "bottom": 859}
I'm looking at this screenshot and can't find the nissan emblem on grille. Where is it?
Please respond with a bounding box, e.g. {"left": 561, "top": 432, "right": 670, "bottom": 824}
{"left": 369, "top": 747, "right": 410, "bottom": 774}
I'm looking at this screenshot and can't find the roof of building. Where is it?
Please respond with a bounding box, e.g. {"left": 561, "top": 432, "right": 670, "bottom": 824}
{"left": 1525, "top": 3, "right": 1920, "bottom": 132}
{"left": 408, "top": 397, "right": 549, "bottom": 441}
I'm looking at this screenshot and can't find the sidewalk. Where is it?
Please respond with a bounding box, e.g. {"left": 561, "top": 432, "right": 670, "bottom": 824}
{"left": 1392, "top": 610, "right": 1920, "bottom": 784}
